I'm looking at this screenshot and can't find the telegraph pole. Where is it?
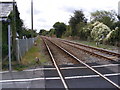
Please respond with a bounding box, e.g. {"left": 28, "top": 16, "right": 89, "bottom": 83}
{"left": 118, "top": 1, "right": 120, "bottom": 19}
{"left": 31, "top": 0, "right": 33, "bottom": 38}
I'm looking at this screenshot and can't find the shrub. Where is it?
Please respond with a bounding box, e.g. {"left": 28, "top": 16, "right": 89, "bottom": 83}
{"left": 104, "top": 27, "right": 120, "bottom": 46}
{"left": 91, "top": 22, "right": 111, "bottom": 43}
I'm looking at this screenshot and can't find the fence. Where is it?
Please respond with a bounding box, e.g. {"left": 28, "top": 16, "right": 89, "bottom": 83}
{"left": 16, "top": 37, "right": 37, "bottom": 62}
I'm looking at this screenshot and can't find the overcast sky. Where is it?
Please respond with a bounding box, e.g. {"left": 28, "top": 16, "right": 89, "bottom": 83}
{"left": 2, "top": 0, "right": 120, "bottom": 32}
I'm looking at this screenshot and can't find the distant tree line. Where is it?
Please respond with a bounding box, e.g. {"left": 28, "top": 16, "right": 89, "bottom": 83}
{"left": 39, "top": 10, "right": 120, "bottom": 47}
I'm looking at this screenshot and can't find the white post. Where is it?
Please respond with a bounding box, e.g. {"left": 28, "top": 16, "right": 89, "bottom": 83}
{"left": 8, "top": 24, "right": 12, "bottom": 72}
{"left": 26, "top": 39, "right": 28, "bottom": 52}
{"left": 17, "top": 39, "right": 20, "bottom": 62}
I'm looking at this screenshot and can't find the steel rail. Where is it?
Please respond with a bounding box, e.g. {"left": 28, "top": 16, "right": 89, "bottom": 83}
{"left": 45, "top": 37, "right": 120, "bottom": 89}
{"left": 62, "top": 39, "right": 120, "bottom": 57}
{"left": 42, "top": 38, "right": 69, "bottom": 90}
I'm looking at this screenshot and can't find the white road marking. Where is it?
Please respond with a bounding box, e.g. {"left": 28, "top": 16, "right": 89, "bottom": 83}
{"left": 65, "top": 73, "right": 120, "bottom": 79}
{"left": 0, "top": 64, "right": 119, "bottom": 73}
{"left": 0, "top": 71, "right": 17, "bottom": 74}
{"left": 0, "top": 73, "right": 120, "bottom": 83}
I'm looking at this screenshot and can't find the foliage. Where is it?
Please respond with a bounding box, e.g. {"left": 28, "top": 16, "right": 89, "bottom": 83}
{"left": 91, "top": 22, "right": 111, "bottom": 43}
{"left": 2, "top": 44, "right": 8, "bottom": 59}
{"left": 112, "top": 21, "right": 120, "bottom": 29}
{"left": 91, "top": 10, "right": 116, "bottom": 29}
{"left": 76, "top": 40, "right": 117, "bottom": 50}
{"left": 2, "top": 6, "right": 37, "bottom": 60}
{"left": 117, "top": 15, "right": 120, "bottom": 21}
{"left": 39, "top": 29, "right": 46, "bottom": 35}
{"left": 53, "top": 22, "right": 66, "bottom": 38}
{"left": 104, "top": 27, "right": 120, "bottom": 46}
{"left": 75, "top": 22, "right": 87, "bottom": 40}
{"left": 2, "top": 21, "right": 8, "bottom": 45}
{"left": 63, "top": 25, "right": 72, "bottom": 37}
{"left": 21, "top": 27, "right": 37, "bottom": 38}
{"left": 39, "top": 29, "right": 48, "bottom": 36}
{"left": 48, "top": 28, "right": 56, "bottom": 37}
{"left": 69, "top": 10, "right": 87, "bottom": 36}
{"left": 16, "top": 19, "right": 24, "bottom": 38}
{"left": 78, "top": 23, "right": 92, "bottom": 40}
{"left": 8, "top": 7, "right": 23, "bottom": 39}
{"left": 8, "top": 6, "right": 37, "bottom": 39}
{"left": 21, "top": 37, "right": 48, "bottom": 67}
{"left": 38, "top": 9, "right": 119, "bottom": 47}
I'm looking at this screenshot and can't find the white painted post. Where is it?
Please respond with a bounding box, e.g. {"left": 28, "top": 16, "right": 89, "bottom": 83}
{"left": 8, "top": 23, "right": 12, "bottom": 72}
{"left": 25, "top": 38, "right": 28, "bottom": 52}
{"left": 17, "top": 39, "right": 20, "bottom": 62}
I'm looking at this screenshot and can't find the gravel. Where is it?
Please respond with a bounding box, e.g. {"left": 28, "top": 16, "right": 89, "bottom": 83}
{"left": 40, "top": 39, "right": 52, "bottom": 65}
{"left": 50, "top": 38, "right": 117, "bottom": 64}
{"left": 45, "top": 39, "right": 79, "bottom": 65}
{"left": 62, "top": 41, "right": 119, "bottom": 61}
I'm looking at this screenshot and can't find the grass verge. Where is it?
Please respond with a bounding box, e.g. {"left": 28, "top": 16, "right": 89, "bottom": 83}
{"left": 2, "top": 36, "right": 48, "bottom": 71}
{"left": 74, "top": 40, "right": 118, "bottom": 51}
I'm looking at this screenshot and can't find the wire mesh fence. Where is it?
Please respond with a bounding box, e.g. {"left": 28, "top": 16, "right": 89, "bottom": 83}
{"left": 16, "top": 37, "right": 37, "bottom": 62}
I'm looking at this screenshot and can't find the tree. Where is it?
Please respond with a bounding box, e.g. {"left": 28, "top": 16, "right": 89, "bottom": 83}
{"left": 39, "top": 29, "right": 45, "bottom": 35}
{"left": 78, "top": 23, "right": 92, "bottom": 40}
{"left": 39, "top": 29, "right": 48, "bottom": 36}
{"left": 48, "top": 28, "right": 56, "bottom": 37}
{"left": 53, "top": 22, "right": 66, "bottom": 38}
{"left": 90, "top": 10, "right": 116, "bottom": 29}
{"left": 7, "top": 4, "right": 23, "bottom": 60}
{"left": 69, "top": 10, "right": 87, "bottom": 36}
{"left": 16, "top": 19, "right": 23, "bottom": 39}
{"left": 63, "top": 25, "right": 72, "bottom": 37}
{"left": 20, "top": 28, "right": 37, "bottom": 38}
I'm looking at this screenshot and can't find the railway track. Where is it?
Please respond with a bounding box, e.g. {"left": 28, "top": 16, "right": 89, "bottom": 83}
{"left": 42, "top": 37, "right": 69, "bottom": 90}
{"left": 62, "top": 39, "right": 120, "bottom": 57}
{"left": 41, "top": 36, "right": 120, "bottom": 89}
{"left": 53, "top": 38, "right": 120, "bottom": 62}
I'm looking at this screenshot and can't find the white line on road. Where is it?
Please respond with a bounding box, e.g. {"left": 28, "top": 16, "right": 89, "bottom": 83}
{"left": 0, "top": 73, "right": 120, "bottom": 83}
{"left": 1, "top": 64, "right": 119, "bottom": 73}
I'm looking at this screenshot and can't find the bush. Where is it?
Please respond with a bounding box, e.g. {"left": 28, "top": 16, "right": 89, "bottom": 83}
{"left": 78, "top": 23, "right": 92, "bottom": 40}
{"left": 13, "top": 64, "right": 28, "bottom": 71}
{"left": 104, "top": 27, "right": 120, "bottom": 46}
{"left": 62, "top": 26, "right": 72, "bottom": 37}
{"left": 91, "top": 22, "right": 111, "bottom": 43}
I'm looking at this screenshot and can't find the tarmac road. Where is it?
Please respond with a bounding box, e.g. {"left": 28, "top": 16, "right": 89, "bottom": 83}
{"left": 1, "top": 63, "right": 120, "bottom": 89}
{"left": 44, "top": 63, "right": 119, "bottom": 89}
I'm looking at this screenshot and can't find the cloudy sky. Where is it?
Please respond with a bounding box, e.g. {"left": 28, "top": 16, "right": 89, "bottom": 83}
{"left": 2, "top": 0, "right": 120, "bottom": 32}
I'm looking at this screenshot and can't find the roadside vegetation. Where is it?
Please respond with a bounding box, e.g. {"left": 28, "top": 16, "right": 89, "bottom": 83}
{"left": 73, "top": 40, "right": 118, "bottom": 51}
{"left": 39, "top": 10, "right": 120, "bottom": 49}
{"left": 2, "top": 7, "right": 38, "bottom": 63}
{"left": 2, "top": 37, "right": 48, "bottom": 71}
{"left": 21, "top": 37, "right": 48, "bottom": 66}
